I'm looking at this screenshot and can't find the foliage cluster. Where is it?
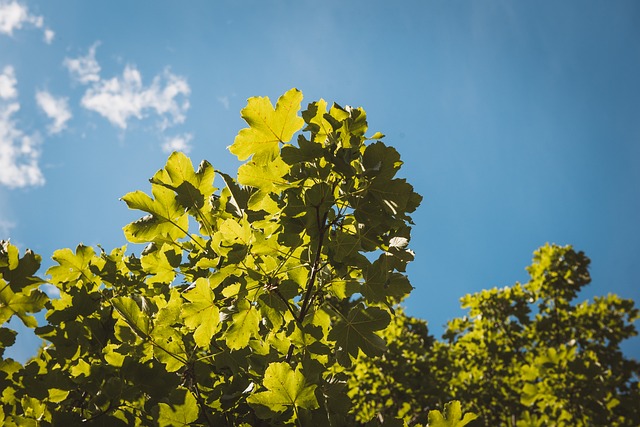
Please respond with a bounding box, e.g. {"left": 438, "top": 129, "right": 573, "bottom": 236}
{"left": 348, "top": 244, "right": 640, "bottom": 426}
{"left": 0, "top": 89, "right": 474, "bottom": 426}
{"left": 1, "top": 89, "right": 638, "bottom": 426}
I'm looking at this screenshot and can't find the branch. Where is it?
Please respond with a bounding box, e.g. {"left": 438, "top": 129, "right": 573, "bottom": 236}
{"left": 298, "top": 208, "right": 328, "bottom": 323}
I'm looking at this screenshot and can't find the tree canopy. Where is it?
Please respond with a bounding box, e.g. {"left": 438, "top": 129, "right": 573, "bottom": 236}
{"left": 0, "top": 88, "right": 443, "bottom": 426}
{"left": 1, "top": 89, "right": 637, "bottom": 426}
{"left": 347, "top": 244, "right": 640, "bottom": 426}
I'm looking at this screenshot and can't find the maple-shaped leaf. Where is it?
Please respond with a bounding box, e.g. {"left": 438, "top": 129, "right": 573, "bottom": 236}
{"left": 150, "top": 151, "right": 216, "bottom": 212}
{"left": 247, "top": 362, "right": 319, "bottom": 413}
{"left": 362, "top": 258, "right": 413, "bottom": 303}
{"left": 140, "top": 244, "right": 179, "bottom": 285}
{"left": 428, "top": 401, "right": 478, "bottom": 427}
{"left": 0, "top": 278, "right": 47, "bottom": 327}
{"left": 112, "top": 296, "right": 151, "bottom": 339}
{"left": 0, "top": 327, "right": 17, "bottom": 357}
{"left": 47, "top": 245, "right": 95, "bottom": 286}
{"left": 0, "top": 241, "right": 43, "bottom": 292}
{"left": 229, "top": 88, "right": 304, "bottom": 161}
{"left": 181, "top": 278, "right": 219, "bottom": 347}
{"left": 121, "top": 184, "right": 189, "bottom": 244}
{"left": 237, "top": 156, "right": 293, "bottom": 209}
{"left": 153, "top": 327, "right": 189, "bottom": 372}
{"left": 328, "top": 303, "right": 390, "bottom": 365}
{"left": 224, "top": 298, "right": 260, "bottom": 350}
{"left": 157, "top": 388, "right": 199, "bottom": 426}
{"left": 301, "top": 99, "right": 334, "bottom": 142}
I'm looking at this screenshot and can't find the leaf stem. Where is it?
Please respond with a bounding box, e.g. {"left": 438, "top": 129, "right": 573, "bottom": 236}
{"left": 297, "top": 208, "right": 328, "bottom": 323}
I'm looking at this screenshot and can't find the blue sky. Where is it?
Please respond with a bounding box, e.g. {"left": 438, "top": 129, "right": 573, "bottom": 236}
{"left": 1, "top": 0, "right": 639, "bottom": 361}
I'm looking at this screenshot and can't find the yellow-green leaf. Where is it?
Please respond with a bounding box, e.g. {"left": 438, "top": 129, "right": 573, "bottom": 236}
{"left": 182, "top": 278, "right": 219, "bottom": 347}
{"left": 229, "top": 88, "right": 304, "bottom": 161}
{"left": 224, "top": 298, "right": 260, "bottom": 350}
{"left": 427, "top": 401, "right": 478, "bottom": 427}
{"left": 247, "top": 362, "right": 319, "bottom": 413}
{"left": 157, "top": 388, "right": 199, "bottom": 426}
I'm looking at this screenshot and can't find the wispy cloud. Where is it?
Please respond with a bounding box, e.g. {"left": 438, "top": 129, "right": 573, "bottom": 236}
{"left": 162, "top": 133, "right": 192, "bottom": 153}
{"left": 43, "top": 28, "right": 53, "bottom": 44}
{"left": 0, "top": 218, "right": 15, "bottom": 237}
{"left": 0, "top": 0, "right": 54, "bottom": 43}
{"left": 217, "top": 95, "right": 230, "bottom": 110}
{"left": 0, "top": 65, "right": 17, "bottom": 100}
{"left": 64, "top": 43, "right": 101, "bottom": 84}
{"left": 35, "top": 90, "right": 71, "bottom": 134}
{"left": 64, "top": 44, "right": 191, "bottom": 131}
{"left": 0, "top": 66, "right": 44, "bottom": 188}
{"left": 81, "top": 66, "right": 190, "bottom": 129}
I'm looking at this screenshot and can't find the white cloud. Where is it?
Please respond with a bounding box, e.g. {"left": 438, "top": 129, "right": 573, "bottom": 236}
{"left": 0, "top": 65, "right": 17, "bottom": 99}
{"left": 0, "top": 1, "right": 53, "bottom": 42}
{"left": 0, "top": 66, "right": 44, "bottom": 188}
{"left": 81, "top": 65, "right": 190, "bottom": 130}
{"left": 0, "top": 218, "right": 15, "bottom": 237}
{"left": 64, "top": 43, "right": 101, "bottom": 84}
{"left": 217, "top": 95, "right": 230, "bottom": 110}
{"left": 162, "top": 133, "right": 192, "bottom": 153}
{"left": 0, "top": 104, "right": 44, "bottom": 188}
{"left": 65, "top": 44, "right": 190, "bottom": 130}
{"left": 35, "top": 90, "right": 71, "bottom": 134}
{"left": 43, "top": 28, "right": 54, "bottom": 44}
{"left": 40, "top": 283, "right": 60, "bottom": 299}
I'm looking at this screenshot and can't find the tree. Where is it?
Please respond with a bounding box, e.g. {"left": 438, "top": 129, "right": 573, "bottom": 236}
{"left": 347, "top": 244, "right": 640, "bottom": 426}
{"left": 1, "top": 88, "right": 476, "bottom": 426}
{"left": 344, "top": 306, "right": 447, "bottom": 425}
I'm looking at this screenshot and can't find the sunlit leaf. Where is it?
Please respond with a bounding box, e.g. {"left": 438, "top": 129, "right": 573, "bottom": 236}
{"left": 229, "top": 88, "right": 304, "bottom": 161}
{"left": 0, "top": 279, "right": 47, "bottom": 327}
{"left": 157, "top": 388, "right": 199, "bottom": 426}
{"left": 428, "top": 401, "right": 478, "bottom": 427}
{"left": 112, "top": 296, "right": 151, "bottom": 338}
{"left": 223, "top": 298, "right": 260, "bottom": 350}
{"left": 181, "top": 278, "right": 219, "bottom": 347}
{"left": 247, "top": 362, "right": 319, "bottom": 413}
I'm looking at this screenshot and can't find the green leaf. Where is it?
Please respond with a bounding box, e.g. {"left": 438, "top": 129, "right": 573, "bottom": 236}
{"left": 0, "top": 278, "right": 47, "bottom": 327}
{"left": 229, "top": 88, "right": 304, "bottom": 161}
{"left": 182, "top": 278, "right": 220, "bottom": 347}
{"left": 328, "top": 304, "right": 390, "bottom": 365}
{"left": 247, "top": 362, "right": 319, "bottom": 413}
{"left": 224, "top": 298, "right": 260, "bottom": 350}
{"left": 362, "top": 141, "right": 401, "bottom": 181}
{"left": 153, "top": 327, "right": 188, "bottom": 372}
{"left": 47, "top": 245, "right": 95, "bottom": 285}
{"left": 427, "top": 401, "right": 478, "bottom": 427}
{"left": 521, "top": 383, "right": 540, "bottom": 406}
{"left": 140, "top": 244, "right": 179, "bottom": 285}
{"left": 0, "top": 327, "right": 17, "bottom": 357}
{"left": 112, "top": 296, "right": 151, "bottom": 338}
{"left": 121, "top": 185, "right": 189, "bottom": 244}
{"left": 0, "top": 241, "right": 43, "bottom": 292}
{"left": 157, "top": 388, "right": 199, "bottom": 427}
{"left": 362, "top": 258, "right": 413, "bottom": 303}
{"left": 367, "top": 131, "right": 385, "bottom": 140}
{"left": 369, "top": 178, "right": 417, "bottom": 216}
{"left": 150, "top": 151, "right": 216, "bottom": 212}
{"left": 218, "top": 170, "right": 252, "bottom": 215}
{"left": 0, "top": 240, "right": 19, "bottom": 270}
{"left": 281, "top": 135, "right": 325, "bottom": 165}
{"left": 301, "top": 99, "right": 333, "bottom": 142}
{"left": 237, "top": 156, "right": 291, "bottom": 190}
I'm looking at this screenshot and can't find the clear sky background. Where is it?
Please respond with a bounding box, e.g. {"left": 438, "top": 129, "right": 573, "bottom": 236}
{"left": 1, "top": 0, "right": 639, "bottom": 361}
